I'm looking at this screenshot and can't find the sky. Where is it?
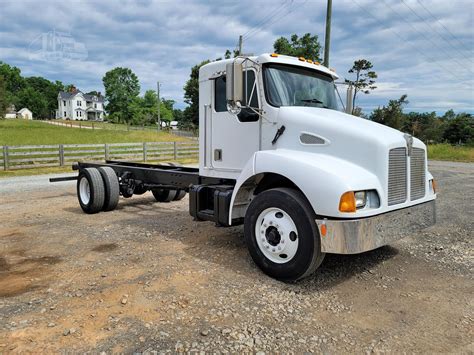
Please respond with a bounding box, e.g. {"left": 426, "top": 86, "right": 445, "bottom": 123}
{"left": 0, "top": 0, "right": 473, "bottom": 114}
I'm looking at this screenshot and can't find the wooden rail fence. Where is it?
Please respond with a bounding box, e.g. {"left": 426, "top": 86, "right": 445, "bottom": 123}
{"left": 1, "top": 142, "right": 199, "bottom": 170}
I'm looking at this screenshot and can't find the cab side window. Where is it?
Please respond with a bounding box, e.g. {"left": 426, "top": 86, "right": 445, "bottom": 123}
{"left": 214, "top": 75, "right": 227, "bottom": 112}
{"left": 214, "top": 70, "right": 259, "bottom": 120}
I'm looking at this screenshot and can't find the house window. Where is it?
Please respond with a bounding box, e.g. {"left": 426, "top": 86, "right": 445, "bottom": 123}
{"left": 80, "top": 111, "right": 82, "bottom": 117}
{"left": 94, "top": 103, "right": 97, "bottom": 108}
{"left": 77, "top": 100, "right": 81, "bottom": 106}
{"left": 63, "top": 100, "right": 66, "bottom": 106}
{"left": 64, "top": 111, "right": 66, "bottom": 117}
{"left": 76, "top": 111, "right": 79, "bottom": 117}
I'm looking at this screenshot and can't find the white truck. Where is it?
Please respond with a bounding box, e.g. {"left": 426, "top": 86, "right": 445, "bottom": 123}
{"left": 53, "top": 53, "right": 437, "bottom": 281}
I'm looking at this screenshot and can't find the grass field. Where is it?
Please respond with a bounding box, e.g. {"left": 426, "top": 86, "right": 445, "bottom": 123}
{"left": 427, "top": 144, "right": 474, "bottom": 162}
{"left": 0, "top": 158, "right": 198, "bottom": 178}
{"left": 0, "top": 120, "right": 189, "bottom": 145}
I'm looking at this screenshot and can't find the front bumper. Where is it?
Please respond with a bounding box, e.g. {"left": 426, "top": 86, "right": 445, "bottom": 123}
{"left": 315, "top": 200, "right": 436, "bottom": 254}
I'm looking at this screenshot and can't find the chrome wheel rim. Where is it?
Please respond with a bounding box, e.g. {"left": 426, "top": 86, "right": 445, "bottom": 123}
{"left": 255, "top": 207, "right": 299, "bottom": 264}
{"left": 79, "top": 177, "right": 91, "bottom": 205}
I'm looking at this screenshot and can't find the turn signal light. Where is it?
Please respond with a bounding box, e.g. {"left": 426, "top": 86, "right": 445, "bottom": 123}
{"left": 320, "top": 223, "right": 327, "bottom": 237}
{"left": 431, "top": 179, "right": 437, "bottom": 193}
{"left": 339, "top": 191, "right": 356, "bottom": 213}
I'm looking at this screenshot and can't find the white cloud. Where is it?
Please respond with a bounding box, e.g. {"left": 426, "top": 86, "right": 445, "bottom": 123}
{"left": 0, "top": 0, "right": 472, "bottom": 113}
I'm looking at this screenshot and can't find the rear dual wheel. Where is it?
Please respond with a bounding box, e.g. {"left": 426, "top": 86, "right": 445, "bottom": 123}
{"left": 152, "top": 188, "right": 186, "bottom": 202}
{"left": 77, "top": 167, "right": 119, "bottom": 214}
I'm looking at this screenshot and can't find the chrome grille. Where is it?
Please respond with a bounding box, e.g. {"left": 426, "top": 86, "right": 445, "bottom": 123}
{"left": 410, "top": 148, "right": 426, "bottom": 200}
{"left": 388, "top": 148, "right": 407, "bottom": 205}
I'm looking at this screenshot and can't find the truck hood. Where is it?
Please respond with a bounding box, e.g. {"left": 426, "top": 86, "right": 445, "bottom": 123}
{"left": 275, "top": 107, "right": 425, "bottom": 178}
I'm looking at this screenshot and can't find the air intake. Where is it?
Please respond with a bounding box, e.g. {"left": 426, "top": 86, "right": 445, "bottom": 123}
{"left": 300, "top": 133, "right": 326, "bottom": 145}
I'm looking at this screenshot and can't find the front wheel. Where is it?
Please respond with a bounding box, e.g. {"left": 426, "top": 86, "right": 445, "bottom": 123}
{"left": 244, "top": 188, "right": 325, "bottom": 282}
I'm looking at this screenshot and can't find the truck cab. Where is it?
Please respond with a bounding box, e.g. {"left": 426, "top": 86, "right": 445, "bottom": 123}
{"left": 70, "top": 53, "right": 436, "bottom": 282}
{"left": 194, "top": 53, "right": 436, "bottom": 280}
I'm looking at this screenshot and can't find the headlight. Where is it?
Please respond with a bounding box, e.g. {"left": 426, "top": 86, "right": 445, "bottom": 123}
{"left": 339, "top": 190, "right": 380, "bottom": 213}
{"left": 354, "top": 191, "right": 367, "bottom": 209}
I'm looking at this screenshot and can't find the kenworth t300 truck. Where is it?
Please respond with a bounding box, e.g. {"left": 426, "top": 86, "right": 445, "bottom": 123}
{"left": 53, "top": 53, "right": 436, "bottom": 281}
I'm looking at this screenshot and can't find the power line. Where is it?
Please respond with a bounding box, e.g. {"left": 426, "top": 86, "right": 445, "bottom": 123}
{"left": 400, "top": 0, "right": 472, "bottom": 63}
{"left": 351, "top": 0, "right": 466, "bottom": 82}
{"left": 416, "top": 0, "right": 473, "bottom": 51}
{"left": 242, "top": 0, "right": 295, "bottom": 42}
{"left": 380, "top": 0, "right": 471, "bottom": 74}
{"left": 241, "top": 1, "right": 290, "bottom": 40}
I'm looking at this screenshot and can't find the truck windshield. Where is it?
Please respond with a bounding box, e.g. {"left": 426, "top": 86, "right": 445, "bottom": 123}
{"left": 263, "top": 63, "right": 338, "bottom": 110}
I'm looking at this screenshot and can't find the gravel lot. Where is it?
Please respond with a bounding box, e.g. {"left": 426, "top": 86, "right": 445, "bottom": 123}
{"left": 0, "top": 161, "right": 472, "bottom": 353}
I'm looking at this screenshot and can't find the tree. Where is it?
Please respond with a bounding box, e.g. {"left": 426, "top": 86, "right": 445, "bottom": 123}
{"left": 273, "top": 33, "right": 322, "bottom": 61}
{"left": 16, "top": 86, "right": 48, "bottom": 118}
{"left": 443, "top": 113, "right": 473, "bottom": 145}
{"left": 370, "top": 95, "right": 408, "bottom": 130}
{"left": 102, "top": 67, "right": 140, "bottom": 123}
{"left": 346, "top": 59, "right": 377, "bottom": 115}
{"left": 182, "top": 60, "right": 210, "bottom": 128}
{"left": 0, "top": 75, "right": 7, "bottom": 119}
{"left": 24, "top": 76, "right": 65, "bottom": 118}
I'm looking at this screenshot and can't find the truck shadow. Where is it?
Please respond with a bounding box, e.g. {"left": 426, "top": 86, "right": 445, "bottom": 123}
{"left": 136, "top": 209, "right": 400, "bottom": 289}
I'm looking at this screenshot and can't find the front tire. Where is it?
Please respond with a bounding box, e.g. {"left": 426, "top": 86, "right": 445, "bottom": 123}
{"left": 244, "top": 188, "right": 325, "bottom": 281}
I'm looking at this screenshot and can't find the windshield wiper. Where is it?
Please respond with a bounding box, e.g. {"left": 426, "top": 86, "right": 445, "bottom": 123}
{"left": 300, "top": 98, "right": 329, "bottom": 108}
{"left": 301, "top": 98, "right": 324, "bottom": 104}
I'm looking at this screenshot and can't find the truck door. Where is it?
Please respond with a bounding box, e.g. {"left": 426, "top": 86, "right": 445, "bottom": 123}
{"left": 211, "top": 70, "right": 260, "bottom": 171}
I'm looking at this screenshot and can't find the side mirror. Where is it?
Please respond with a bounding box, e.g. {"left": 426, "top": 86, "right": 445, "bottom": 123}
{"left": 226, "top": 62, "right": 243, "bottom": 113}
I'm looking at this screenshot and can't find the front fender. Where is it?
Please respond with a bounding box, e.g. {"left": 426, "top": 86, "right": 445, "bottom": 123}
{"left": 229, "top": 149, "right": 383, "bottom": 224}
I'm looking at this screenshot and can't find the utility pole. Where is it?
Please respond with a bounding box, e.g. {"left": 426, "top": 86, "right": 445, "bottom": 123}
{"left": 156, "top": 81, "right": 161, "bottom": 130}
{"left": 238, "top": 35, "right": 243, "bottom": 56}
{"left": 323, "top": 0, "right": 332, "bottom": 67}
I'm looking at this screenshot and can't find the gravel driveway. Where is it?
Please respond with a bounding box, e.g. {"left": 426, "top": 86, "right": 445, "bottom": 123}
{"left": 0, "top": 161, "right": 472, "bottom": 353}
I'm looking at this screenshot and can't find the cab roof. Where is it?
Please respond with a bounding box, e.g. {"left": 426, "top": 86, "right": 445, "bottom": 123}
{"left": 199, "top": 53, "right": 339, "bottom": 81}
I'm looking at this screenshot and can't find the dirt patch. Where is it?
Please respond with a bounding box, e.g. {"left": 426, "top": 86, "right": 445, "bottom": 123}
{"left": 91, "top": 243, "right": 118, "bottom": 253}
{"left": 0, "top": 255, "right": 61, "bottom": 297}
{"left": 0, "top": 162, "right": 472, "bottom": 353}
{"left": 0, "top": 257, "right": 9, "bottom": 271}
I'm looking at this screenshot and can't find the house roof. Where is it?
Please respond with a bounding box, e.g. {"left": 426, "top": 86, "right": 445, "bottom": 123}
{"left": 59, "top": 91, "right": 104, "bottom": 102}
{"left": 18, "top": 108, "right": 32, "bottom": 113}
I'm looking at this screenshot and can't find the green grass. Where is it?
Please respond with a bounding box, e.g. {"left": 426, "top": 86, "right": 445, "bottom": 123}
{"left": 0, "top": 120, "right": 189, "bottom": 146}
{"left": 427, "top": 144, "right": 474, "bottom": 163}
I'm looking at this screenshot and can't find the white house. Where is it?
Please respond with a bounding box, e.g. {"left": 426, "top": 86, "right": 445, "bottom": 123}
{"left": 18, "top": 108, "right": 33, "bottom": 120}
{"left": 4, "top": 104, "right": 16, "bottom": 119}
{"left": 56, "top": 87, "right": 105, "bottom": 121}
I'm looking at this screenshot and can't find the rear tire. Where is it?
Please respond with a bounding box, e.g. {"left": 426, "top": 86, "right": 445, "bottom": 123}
{"left": 152, "top": 189, "right": 177, "bottom": 202}
{"left": 77, "top": 168, "right": 105, "bottom": 214}
{"left": 97, "top": 167, "right": 120, "bottom": 211}
{"left": 244, "top": 188, "right": 325, "bottom": 282}
{"left": 173, "top": 189, "right": 186, "bottom": 201}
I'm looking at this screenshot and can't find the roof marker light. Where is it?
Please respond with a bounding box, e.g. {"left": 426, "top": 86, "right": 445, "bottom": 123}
{"left": 306, "top": 59, "right": 313, "bottom": 64}
{"left": 298, "top": 57, "right": 306, "bottom": 61}
{"left": 314, "top": 61, "right": 320, "bottom": 65}
{"left": 270, "top": 53, "right": 279, "bottom": 57}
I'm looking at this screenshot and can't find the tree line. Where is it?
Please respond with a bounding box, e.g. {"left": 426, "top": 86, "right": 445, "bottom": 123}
{"left": 0, "top": 33, "right": 472, "bottom": 145}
